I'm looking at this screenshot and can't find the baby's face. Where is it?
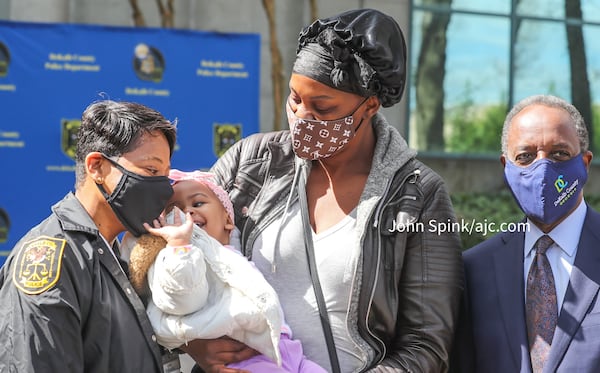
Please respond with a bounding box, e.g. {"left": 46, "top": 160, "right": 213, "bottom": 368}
{"left": 165, "top": 180, "right": 232, "bottom": 245}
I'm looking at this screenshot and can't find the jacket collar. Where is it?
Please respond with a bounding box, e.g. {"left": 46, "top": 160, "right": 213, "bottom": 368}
{"left": 51, "top": 192, "right": 99, "bottom": 236}
{"left": 494, "top": 229, "right": 531, "bottom": 371}
{"left": 370, "top": 113, "right": 416, "bottom": 179}
{"left": 545, "top": 206, "right": 600, "bottom": 371}
{"left": 357, "top": 114, "right": 416, "bottom": 228}
{"left": 494, "top": 207, "right": 600, "bottom": 372}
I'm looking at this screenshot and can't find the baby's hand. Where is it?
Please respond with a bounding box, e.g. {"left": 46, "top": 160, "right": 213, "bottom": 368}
{"left": 143, "top": 207, "right": 193, "bottom": 248}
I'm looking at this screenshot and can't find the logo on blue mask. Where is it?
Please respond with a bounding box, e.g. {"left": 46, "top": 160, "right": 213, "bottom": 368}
{"left": 554, "top": 175, "right": 568, "bottom": 193}
{"left": 504, "top": 154, "right": 587, "bottom": 225}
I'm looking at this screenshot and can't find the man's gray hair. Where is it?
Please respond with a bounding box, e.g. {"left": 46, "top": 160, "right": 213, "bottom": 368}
{"left": 501, "top": 94, "right": 589, "bottom": 155}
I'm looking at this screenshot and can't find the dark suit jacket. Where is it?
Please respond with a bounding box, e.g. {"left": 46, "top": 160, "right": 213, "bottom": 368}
{"left": 453, "top": 206, "right": 600, "bottom": 373}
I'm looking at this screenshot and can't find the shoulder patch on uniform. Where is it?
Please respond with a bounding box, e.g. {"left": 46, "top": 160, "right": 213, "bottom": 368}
{"left": 12, "top": 235, "right": 66, "bottom": 295}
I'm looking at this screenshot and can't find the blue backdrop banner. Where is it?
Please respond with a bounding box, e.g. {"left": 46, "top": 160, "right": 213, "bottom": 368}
{"left": 0, "top": 21, "right": 260, "bottom": 266}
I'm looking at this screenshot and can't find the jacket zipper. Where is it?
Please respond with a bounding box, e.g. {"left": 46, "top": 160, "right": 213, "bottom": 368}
{"left": 238, "top": 172, "right": 270, "bottom": 257}
{"left": 372, "top": 169, "right": 420, "bottom": 229}
{"left": 363, "top": 168, "right": 421, "bottom": 366}
{"left": 240, "top": 174, "right": 293, "bottom": 257}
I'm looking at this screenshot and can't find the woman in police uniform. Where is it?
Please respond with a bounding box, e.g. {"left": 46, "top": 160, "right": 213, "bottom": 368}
{"left": 0, "top": 100, "right": 178, "bottom": 372}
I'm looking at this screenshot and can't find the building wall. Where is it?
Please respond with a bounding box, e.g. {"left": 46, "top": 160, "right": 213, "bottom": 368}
{"left": 422, "top": 154, "right": 600, "bottom": 196}
{"left": 13, "top": 1, "right": 598, "bottom": 197}
{"left": 0, "top": 0, "right": 410, "bottom": 136}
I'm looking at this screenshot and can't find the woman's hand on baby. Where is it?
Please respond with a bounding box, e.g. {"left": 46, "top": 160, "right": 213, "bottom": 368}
{"left": 143, "top": 207, "right": 194, "bottom": 247}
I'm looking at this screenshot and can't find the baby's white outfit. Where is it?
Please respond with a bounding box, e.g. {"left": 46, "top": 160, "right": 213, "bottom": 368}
{"left": 146, "top": 211, "right": 283, "bottom": 365}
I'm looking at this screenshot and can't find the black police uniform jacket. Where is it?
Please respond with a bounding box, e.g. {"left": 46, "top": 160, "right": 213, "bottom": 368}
{"left": 0, "top": 192, "right": 164, "bottom": 372}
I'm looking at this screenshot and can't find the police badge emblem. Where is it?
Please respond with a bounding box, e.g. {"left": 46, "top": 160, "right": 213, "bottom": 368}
{"left": 0, "top": 207, "right": 9, "bottom": 244}
{"left": 133, "top": 43, "right": 165, "bottom": 83}
{"left": 61, "top": 119, "right": 81, "bottom": 161}
{"left": 0, "top": 42, "right": 10, "bottom": 77}
{"left": 214, "top": 123, "right": 241, "bottom": 157}
{"left": 13, "top": 236, "right": 66, "bottom": 294}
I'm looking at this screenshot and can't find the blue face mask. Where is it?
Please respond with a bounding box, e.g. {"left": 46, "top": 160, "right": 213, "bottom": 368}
{"left": 504, "top": 154, "right": 588, "bottom": 225}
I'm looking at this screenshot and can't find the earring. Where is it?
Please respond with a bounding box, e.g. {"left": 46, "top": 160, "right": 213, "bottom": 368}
{"left": 95, "top": 177, "right": 104, "bottom": 184}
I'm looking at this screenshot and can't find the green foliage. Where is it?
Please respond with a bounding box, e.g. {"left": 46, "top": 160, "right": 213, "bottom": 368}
{"left": 451, "top": 191, "right": 522, "bottom": 249}
{"left": 592, "top": 104, "right": 600, "bottom": 152}
{"left": 446, "top": 102, "right": 507, "bottom": 154}
{"left": 445, "top": 103, "right": 600, "bottom": 155}
{"left": 452, "top": 191, "right": 600, "bottom": 250}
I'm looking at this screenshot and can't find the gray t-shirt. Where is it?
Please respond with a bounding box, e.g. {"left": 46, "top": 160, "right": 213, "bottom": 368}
{"left": 252, "top": 201, "right": 365, "bottom": 373}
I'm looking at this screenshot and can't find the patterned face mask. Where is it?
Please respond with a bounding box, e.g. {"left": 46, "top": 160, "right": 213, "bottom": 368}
{"left": 286, "top": 98, "right": 368, "bottom": 160}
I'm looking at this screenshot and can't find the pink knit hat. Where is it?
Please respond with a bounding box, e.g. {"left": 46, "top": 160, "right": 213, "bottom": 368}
{"left": 169, "top": 169, "right": 235, "bottom": 224}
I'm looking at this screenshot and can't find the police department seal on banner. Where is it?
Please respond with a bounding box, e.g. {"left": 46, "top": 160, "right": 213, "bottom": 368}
{"left": 0, "top": 207, "right": 9, "bottom": 243}
{"left": 214, "top": 123, "right": 241, "bottom": 157}
{"left": 133, "top": 43, "right": 165, "bottom": 83}
{"left": 61, "top": 119, "right": 81, "bottom": 160}
{"left": 0, "top": 42, "right": 10, "bottom": 77}
{"left": 13, "top": 236, "right": 66, "bottom": 295}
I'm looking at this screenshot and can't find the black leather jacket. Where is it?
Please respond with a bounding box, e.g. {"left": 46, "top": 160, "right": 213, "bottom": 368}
{"left": 211, "top": 123, "right": 463, "bottom": 372}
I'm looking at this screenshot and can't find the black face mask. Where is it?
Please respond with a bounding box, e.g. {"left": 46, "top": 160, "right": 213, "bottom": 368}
{"left": 97, "top": 154, "right": 173, "bottom": 237}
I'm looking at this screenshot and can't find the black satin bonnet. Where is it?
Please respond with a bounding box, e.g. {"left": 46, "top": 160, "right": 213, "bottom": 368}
{"left": 292, "top": 8, "right": 407, "bottom": 108}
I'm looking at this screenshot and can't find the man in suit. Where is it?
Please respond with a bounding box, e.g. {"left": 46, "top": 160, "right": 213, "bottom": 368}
{"left": 454, "top": 94, "right": 600, "bottom": 373}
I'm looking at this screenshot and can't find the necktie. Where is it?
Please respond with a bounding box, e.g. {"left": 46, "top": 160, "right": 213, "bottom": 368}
{"left": 526, "top": 235, "right": 557, "bottom": 373}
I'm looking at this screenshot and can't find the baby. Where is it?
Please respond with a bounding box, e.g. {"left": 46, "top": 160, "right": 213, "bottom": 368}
{"left": 127, "top": 169, "right": 325, "bottom": 373}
